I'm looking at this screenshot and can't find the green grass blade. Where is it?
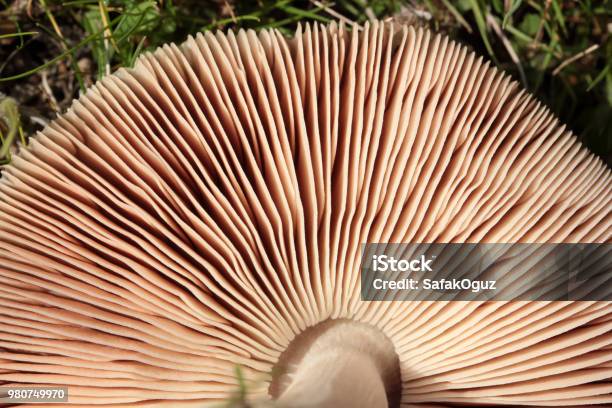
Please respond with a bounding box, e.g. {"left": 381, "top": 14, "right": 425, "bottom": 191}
{"left": 551, "top": 0, "right": 567, "bottom": 35}
{"left": 0, "top": 31, "right": 39, "bottom": 40}
{"left": 0, "top": 14, "right": 123, "bottom": 82}
{"left": 281, "top": 5, "right": 330, "bottom": 23}
{"left": 467, "top": 0, "right": 497, "bottom": 62}
{"left": 587, "top": 65, "right": 610, "bottom": 92}
{"left": 0, "top": 98, "right": 20, "bottom": 159}
{"left": 502, "top": 0, "right": 522, "bottom": 29}
{"left": 441, "top": 0, "right": 473, "bottom": 33}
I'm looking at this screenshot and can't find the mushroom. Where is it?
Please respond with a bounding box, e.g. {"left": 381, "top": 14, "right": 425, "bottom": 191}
{"left": 0, "top": 21, "right": 610, "bottom": 407}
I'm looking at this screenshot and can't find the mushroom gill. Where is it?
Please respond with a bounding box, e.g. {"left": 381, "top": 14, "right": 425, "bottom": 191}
{"left": 0, "top": 21, "right": 610, "bottom": 407}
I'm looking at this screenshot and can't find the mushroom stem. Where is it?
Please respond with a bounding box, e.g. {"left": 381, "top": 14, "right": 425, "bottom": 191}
{"left": 274, "top": 322, "right": 399, "bottom": 408}
{"left": 276, "top": 347, "right": 388, "bottom": 407}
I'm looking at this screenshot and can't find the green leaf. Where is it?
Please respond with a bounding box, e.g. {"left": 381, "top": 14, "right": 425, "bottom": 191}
{"left": 455, "top": 0, "right": 472, "bottom": 12}
{"left": 491, "top": 0, "right": 504, "bottom": 14}
{"left": 0, "top": 97, "right": 20, "bottom": 160}
{"left": 519, "top": 13, "right": 540, "bottom": 37}
{"left": 82, "top": 9, "right": 107, "bottom": 79}
{"left": 113, "top": 1, "right": 159, "bottom": 40}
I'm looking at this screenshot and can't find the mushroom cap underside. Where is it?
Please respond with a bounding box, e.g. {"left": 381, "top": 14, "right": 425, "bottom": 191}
{"left": 0, "top": 21, "right": 611, "bottom": 407}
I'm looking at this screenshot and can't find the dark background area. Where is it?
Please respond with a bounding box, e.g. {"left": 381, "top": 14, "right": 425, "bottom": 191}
{"left": 1, "top": 0, "right": 610, "bottom": 165}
